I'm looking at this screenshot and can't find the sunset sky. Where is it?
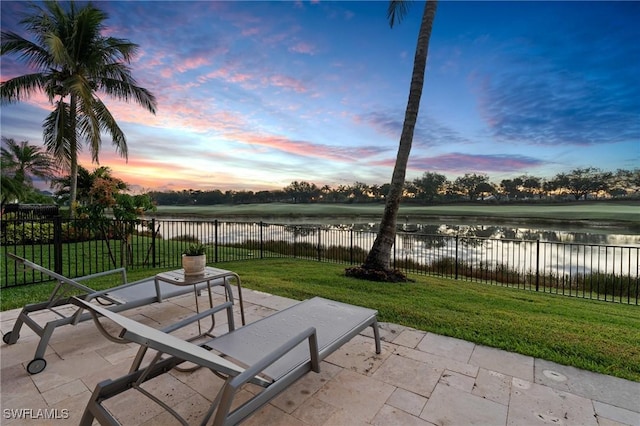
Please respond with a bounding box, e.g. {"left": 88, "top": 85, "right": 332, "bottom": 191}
{"left": 1, "top": 1, "right": 638, "bottom": 193}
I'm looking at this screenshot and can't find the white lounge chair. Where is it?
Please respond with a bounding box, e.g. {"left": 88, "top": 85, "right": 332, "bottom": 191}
{"left": 73, "top": 295, "right": 381, "bottom": 426}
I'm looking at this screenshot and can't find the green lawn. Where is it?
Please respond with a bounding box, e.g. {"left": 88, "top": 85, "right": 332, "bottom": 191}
{"left": 2, "top": 258, "right": 638, "bottom": 382}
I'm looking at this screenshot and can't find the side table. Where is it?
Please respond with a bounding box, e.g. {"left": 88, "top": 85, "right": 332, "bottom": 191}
{"left": 155, "top": 267, "right": 246, "bottom": 331}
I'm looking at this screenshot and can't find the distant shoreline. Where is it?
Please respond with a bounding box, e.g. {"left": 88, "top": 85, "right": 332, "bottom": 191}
{"left": 148, "top": 201, "right": 640, "bottom": 233}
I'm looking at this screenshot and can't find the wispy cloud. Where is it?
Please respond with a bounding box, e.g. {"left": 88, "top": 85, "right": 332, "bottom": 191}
{"left": 266, "top": 74, "right": 308, "bottom": 93}
{"left": 233, "top": 132, "right": 385, "bottom": 162}
{"left": 356, "top": 111, "right": 474, "bottom": 148}
{"left": 405, "top": 153, "right": 545, "bottom": 174}
{"left": 289, "top": 41, "right": 316, "bottom": 55}
{"left": 473, "top": 3, "right": 640, "bottom": 147}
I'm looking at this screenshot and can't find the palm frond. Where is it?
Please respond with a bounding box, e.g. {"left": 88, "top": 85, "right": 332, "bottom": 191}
{"left": 97, "top": 74, "right": 157, "bottom": 114}
{"left": 0, "top": 73, "right": 48, "bottom": 104}
{"left": 43, "top": 101, "right": 75, "bottom": 168}
{"left": 1, "top": 31, "right": 55, "bottom": 71}
{"left": 388, "top": 0, "right": 412, "bottom": 28}
{"left": 92, "top": 97, "right": 128, "bottom": 160}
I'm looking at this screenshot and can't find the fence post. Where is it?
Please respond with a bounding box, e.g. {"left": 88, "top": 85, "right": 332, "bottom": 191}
{"left": 317, "top": 226, "right": 321, "bottom": 262}
{"left": 536, "top": 239, "right": 540, "bottom": 292}
{"left": 53, "top": 216, "right": 63, "bottom": 274}
{"left": 260, "top": 221, "right": 264, "bottom": 259}
{"left": 455, "top": 234, "right": 459, "bottom": 280}
{"left": 393, "top": 234, "right": 397, "bottom": 269}
{"left": 151, "top": 218, "right": 157, "bottom": 268}
{"left": 350, "top": 228, "right": 354, "bottom": 265}
{"left": 214, "top": 220, "right": 219, "bottom": 263}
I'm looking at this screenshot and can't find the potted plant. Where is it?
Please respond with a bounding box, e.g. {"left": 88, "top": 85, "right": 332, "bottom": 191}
{"left": 182, "top": 243, "right": 206, "bottom": 276}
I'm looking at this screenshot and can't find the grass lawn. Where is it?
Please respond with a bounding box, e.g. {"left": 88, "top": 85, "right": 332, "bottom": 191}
{"left": 2, "top": 258, "right": 638, "bottom": 382}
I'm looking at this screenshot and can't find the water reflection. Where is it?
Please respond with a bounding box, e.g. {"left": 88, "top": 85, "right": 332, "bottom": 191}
{"left": 147, "top": 219, "right": 639, "bottom": 279}
{"left": 347, "top": 222, "right": 640, "bottom": 246}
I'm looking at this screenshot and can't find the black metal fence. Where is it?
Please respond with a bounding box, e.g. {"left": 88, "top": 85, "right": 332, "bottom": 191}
{"left": 2, "top": 218, "right": 638, "bottom": 305}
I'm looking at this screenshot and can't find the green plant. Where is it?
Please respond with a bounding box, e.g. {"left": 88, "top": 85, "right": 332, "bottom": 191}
{"left": 182, "top": 243, "right": 206, "bottom": 256}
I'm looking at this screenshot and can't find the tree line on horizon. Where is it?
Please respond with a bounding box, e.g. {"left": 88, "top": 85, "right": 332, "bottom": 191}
{"left": 2, "top": 137, "right": 637, "bottom": 208}
{"left": 147, "top": 167, "right": 639, "bottom": 206}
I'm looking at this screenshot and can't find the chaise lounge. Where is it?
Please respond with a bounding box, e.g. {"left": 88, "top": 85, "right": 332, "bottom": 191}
{"left": 73, "top": 295, "right": 381, "bottom": 426}
{"left": 3, "top": 253, "right": 236, "bottom": 374}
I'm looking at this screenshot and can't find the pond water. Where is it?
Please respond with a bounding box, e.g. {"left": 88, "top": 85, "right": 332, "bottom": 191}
{"left": 150, "top": 215, "right": 640, "bottom": 246}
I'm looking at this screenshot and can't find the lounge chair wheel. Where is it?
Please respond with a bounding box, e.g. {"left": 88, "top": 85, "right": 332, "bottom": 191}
{"left": 3, "top": 332, "right": 18, "bottom": 344}
{"left": 27, "top": 358, "right": 47, "bottom": 374}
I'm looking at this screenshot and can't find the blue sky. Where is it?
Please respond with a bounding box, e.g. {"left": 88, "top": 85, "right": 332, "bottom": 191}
{"left": 1, "top": 1, "right": 639, "bottom": 192}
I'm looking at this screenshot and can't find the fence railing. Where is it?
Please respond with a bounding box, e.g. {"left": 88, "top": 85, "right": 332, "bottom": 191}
{"left": 2, "top": 218, "right": 638, "bottom": 305}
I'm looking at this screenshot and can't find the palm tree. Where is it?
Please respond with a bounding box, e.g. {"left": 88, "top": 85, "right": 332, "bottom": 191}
{"left": 348, "top": 0, "right": 438, "bottom": 281}
{"left": 1, "top": 1, "right": 157, "bottom": 215}
{"left": 1, "top": 137, "right": 55, "bottom": 188}
{"left": 1, "top": 137, "right": 56, "bottom": 207}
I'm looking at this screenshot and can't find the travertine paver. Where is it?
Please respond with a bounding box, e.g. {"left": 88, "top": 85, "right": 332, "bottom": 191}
{"left": 1, "top": 287, "right": 639, "bottom": 426}
{"left": 394, "top": 344, "right": 479, "bottom": 377}
{"left": 391, "top": 328, "right": 426, "bottom": 348}
{"left": 0, "top": 363, "right": 47, "bottom": 413}
{"left": 372, "top": 404, "right": 434, "bottom": 426}
{"left": 141, "top": 393, "right": 221, "bottom": 426}
{"left": 371, "top": 353, "right": 442, "bottom": 397}
{"left": 472, "top": 367, "right": 512, "bottom": 405}
{"left": 290, "top": 396, "right": 338, "bottom": 426}
{"left": 315, "top": 369, "right": 395, "bottom": 422}
{"left": 321, "top": 408, "right": 371, "bottom": 426}
{"left": 535, "top": 358, "right": 640, "bottom": 411}
{"left": 508, "top": 377, "right": 599, "bottom": 426}
{"left": 439, "top": 369, "right": 476, "bottom": 392}
{"left": 40, "top": 378, "right": 87, "bottom": 405}
{"left": 270, "top": 361, "right": 342, "bottom": 414}
{"left": 417, "top": 332, "right": 475, "bottom": 363}
{"left": 104, "top": 372, "right": 198, "bottom": 425}
{"left": 385, "top": 387, "right": 427, "bottom": 416}
{"left": 29, "top": 350, "right": 109, "bottom": 393}
{"left": 324, "top": 334, "right": 391, "bottom": 375}
{"left": 421, "top": 383, "right": 508, "bottom": 425}
{"left": 469, "top": 344, "right": 535, "bottom": 381}
{"left": 593, "top": 401, "right": 640, "bottom": 426}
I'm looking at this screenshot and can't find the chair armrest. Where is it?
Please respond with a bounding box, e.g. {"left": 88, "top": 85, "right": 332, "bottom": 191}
{"left": 161, "top": 301, "right": 234, "bottom": 334}
{"left": 211, "top": 327, "right": 319, "bottom": 425}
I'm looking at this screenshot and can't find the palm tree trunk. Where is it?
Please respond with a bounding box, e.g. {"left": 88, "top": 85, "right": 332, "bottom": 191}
{"left": 362, "top": 0, "right": 438, "bottom": 274}
{"left": 69, "top": 94, "right": 78, "bottom": 217}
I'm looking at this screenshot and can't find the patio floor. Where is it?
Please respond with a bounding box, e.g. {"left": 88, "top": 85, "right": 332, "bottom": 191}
{"left": 1, "top": 286, "right": 638, "bottom": 425}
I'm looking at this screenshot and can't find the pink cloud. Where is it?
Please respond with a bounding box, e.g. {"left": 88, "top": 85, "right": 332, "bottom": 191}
{"left": 201, "top": 66, "right": 256, "bottom": 85}
{"left": 160, "top": 68, "right": 173, "bottom": 79}
{"left": 233, "top": 131, "right": 382, "bottom": 162}
{"left": 176, "top": 56, "right": 210, "bottom": 73}
{"left": 289, "top": 41, "right": 316, "bottom": 55}
{"left": 396, "top": 153, "right": 544, "bottom": 174}
{"left": 242, "top": 27, "right": 261, "bottom": 36}
{"left": 268, "top": 74, "right": 307, "bottom": 93}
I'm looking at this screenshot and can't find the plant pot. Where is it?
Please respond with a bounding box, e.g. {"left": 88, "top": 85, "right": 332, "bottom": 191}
{"left": 182, "top": 254, "right": 206, "bottom": 276}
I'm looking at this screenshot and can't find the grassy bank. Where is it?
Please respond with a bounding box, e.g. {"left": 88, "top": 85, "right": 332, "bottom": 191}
{"left": 151, "top": 201, "right": 640, "bottom": 229}
{"left": 2, "top": 258, "right": 638, "bottom": 382}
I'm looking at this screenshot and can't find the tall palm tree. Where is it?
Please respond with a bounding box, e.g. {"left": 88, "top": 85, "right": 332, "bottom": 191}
{"left": 350, "top": 0, "right": 438, "bottom": 281}
{"left": 1, "top": 1, "right": 157, "bottom": 215}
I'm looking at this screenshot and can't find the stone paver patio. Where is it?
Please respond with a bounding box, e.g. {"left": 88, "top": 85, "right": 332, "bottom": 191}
{"left": 1, "top": 286, "right": 638, "bottom": 425}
